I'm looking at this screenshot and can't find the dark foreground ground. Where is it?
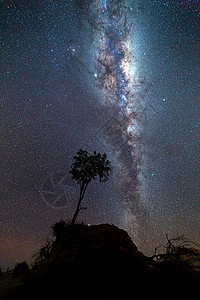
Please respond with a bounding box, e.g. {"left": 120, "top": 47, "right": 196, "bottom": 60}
{"left": 1, "top": 224, "right": 200, "bottom": 300}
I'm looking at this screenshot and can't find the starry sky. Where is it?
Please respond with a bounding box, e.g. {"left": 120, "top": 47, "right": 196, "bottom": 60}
{"left": 0, "top": 0, "right": 200, "bottom": 270}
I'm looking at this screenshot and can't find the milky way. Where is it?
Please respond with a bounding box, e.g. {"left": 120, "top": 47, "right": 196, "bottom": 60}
{"left": 76, "top": 0, "right": 150, "bottom": 242}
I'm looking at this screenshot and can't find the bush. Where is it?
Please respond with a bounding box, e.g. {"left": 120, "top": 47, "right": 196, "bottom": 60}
{"left": 32, "top": 239, "right": 53, "bottom": 270}
{"left": 52, "top": 219, "right": 70, "bottom": 241}
{"left": 13, "top": 261, "right": 30, "bottom": 278}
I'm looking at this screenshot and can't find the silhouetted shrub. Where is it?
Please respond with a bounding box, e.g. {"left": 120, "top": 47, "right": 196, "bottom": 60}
{"left": 52, "top": 219, "right": 70, "bottom": 241}
{"left": 0, "top": 267, "right": 3, "bottom": 279}
{"left": 13, "top": 261, "right": 30, "bottom": 278}
{"left": 32, "top": 239, "right": 53, "bottom": 270}
{"left": 152, "top": 234, "right": 200, "bottom": 268}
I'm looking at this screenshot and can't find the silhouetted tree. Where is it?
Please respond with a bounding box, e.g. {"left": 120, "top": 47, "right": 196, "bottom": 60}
{"left": 70, "top": 149, "right": 111, "bottom": 226}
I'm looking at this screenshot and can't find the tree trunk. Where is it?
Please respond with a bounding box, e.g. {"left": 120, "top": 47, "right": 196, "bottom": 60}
{"left": 71, "top": 196, "right": 82, "bottom": 226}
{"left": 71, "top": 182, "right": 88, "bottom": 226}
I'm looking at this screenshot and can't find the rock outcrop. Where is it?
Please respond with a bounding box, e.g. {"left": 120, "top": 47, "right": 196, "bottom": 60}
{"left": 32, "top": 224, "right": 152, "bottom": 299}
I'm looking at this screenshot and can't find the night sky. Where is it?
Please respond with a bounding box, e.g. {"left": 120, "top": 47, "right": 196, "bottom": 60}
{"left": 1, "top": 0, "right": 199, "bottom": 270}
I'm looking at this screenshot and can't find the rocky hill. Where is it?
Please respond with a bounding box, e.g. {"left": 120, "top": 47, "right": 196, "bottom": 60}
{"left": 2, "top": 224, "right": 200, "bottom": 300}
